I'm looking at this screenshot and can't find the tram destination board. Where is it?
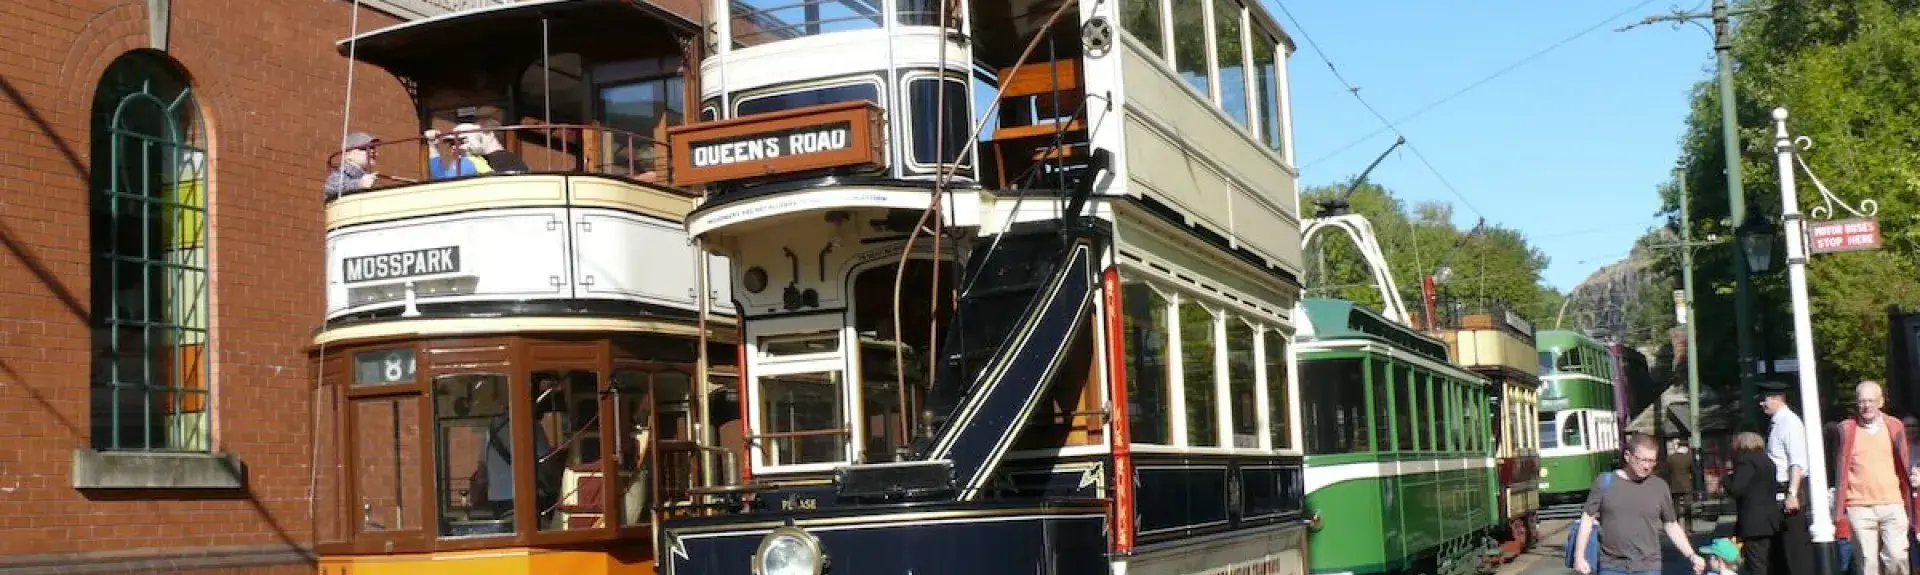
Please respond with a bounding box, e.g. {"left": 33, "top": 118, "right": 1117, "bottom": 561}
{"left": 669, "top": 100, "right": 886, "bottom": 186}
{"left": 342, "top": 246, "right": 462, "bottom": 283}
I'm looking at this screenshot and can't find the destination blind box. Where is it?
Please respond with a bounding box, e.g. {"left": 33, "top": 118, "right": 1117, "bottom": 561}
{"left": 669, "top": 100, "right": 886, "bottom": 186}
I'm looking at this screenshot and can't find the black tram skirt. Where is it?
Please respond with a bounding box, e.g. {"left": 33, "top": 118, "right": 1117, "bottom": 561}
{"left": 660, "top": 502, "right": 1110, "bottom": 575}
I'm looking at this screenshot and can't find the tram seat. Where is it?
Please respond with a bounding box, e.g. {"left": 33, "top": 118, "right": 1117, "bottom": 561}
{"left": 988, "top": 58, "right": 1089, "bottom": 189}
{"left": 558, "top": 461, "right": 609, "bottom": 529}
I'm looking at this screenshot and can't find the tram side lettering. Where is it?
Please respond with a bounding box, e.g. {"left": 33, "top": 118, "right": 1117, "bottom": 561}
{"left": 690, "top": 121, "right": 853, "bottom": 168}
{"left": 343, "top": 246, "right": 462, "bottom": 283}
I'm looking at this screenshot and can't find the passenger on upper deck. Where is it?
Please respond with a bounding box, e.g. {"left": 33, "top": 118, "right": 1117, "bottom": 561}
{"left": 423, "top": 129, "right": 481, "bottom": 180}
{"left": 323, "top": 131, "right": 380, "bottom": 199}
{"left": 450, "top": 123, "right": 530, "bottom": 175}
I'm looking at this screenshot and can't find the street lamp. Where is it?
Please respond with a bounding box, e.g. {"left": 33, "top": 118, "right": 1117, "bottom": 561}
{"left": 1738, "top": 213, "right": 1777, "bottom": 274}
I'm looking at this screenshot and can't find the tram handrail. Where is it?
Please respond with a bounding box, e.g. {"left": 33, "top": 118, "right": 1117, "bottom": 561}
{"left": 322, "top": 123, "right": 693, "bottom": 202}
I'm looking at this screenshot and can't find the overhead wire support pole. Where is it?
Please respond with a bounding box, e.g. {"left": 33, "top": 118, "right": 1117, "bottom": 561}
{"left": 1617, "top": 0, "right": 1769, "bottom": 430}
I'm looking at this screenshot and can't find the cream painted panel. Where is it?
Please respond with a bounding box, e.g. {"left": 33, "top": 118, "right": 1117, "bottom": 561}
{"left": 1116, "top": 42, "right": 1301, "bottom": 272}
{"left": 1117, "top": 210, "right": 1298, "bottom": 320}
{"left": 1228, "top": 189, "right": 1304, "bottom": 273}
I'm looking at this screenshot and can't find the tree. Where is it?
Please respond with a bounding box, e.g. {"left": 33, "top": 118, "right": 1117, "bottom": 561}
{"left": 1652, "top": 0, "right": 1920, "bottom": 420}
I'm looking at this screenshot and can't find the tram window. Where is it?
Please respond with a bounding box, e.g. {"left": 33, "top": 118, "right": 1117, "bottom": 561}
{"left": 1226, "top": 319, "right": 1258, "bottom": 448}
{"left": 897, "top": 0, "right": 942, "bottom": 26}
{"left": 1169, "top": 0, "right": 1209, "bottom": 96}
{"left": 597, "top": 74, "right": 685, "bottom": 175}
{"left": 1538, "top": 352, "right": 1554, "bottom": 375}
{"left": 352, "top": 395, "right": 423, "bottom": 535}
{"left": 1563, "top": 412, "right": 1585, "bottom": 447}
{"left": 762, "top": 332, "right": 841, "bottom": 357}
{"left": 1123, "top": 283, "right": 1173, "bottom": 446}
{"left": 758, "top": 371, "right": 849, "bottom": 465}
{"left": 610, "top": 370, "right": 653, "bottom": 527}
{"left": 1393, "top": 365, "right": 1416, "bottom": 452}
{"left": 1251, "top": 33, "right": 1282, "bottom": 153}
{"left": 431, "top": 373, "right": 516, "bottom": 538}
{"left": 1179, "top": 299, "right": 1221, "bottom": 447}
{"left": 1412, "top": 372, "right": 1433, "bottom": 451}
{"left": 731, "top": 0, "right": 884, "bottom": 44}
{"left": 1299, "top": 358, "right": 1367, "bottom": 454}
{"left": 1213, "top": 0, "right": 1249, "bottom": 128}
{"left": 532, "top": 370, "right": 600, "bottom": 532}
{"left": 1122, "top": 0, "right": 1165, "bottom": 58}
{"left": 1538, "top": 414, "right": 1558, "bottom": 449}
{"left": 1368, "top": 359, "right": 1391, "bottom": 452}
{"left": 1261, "top": 329, "right": 1292, "bottom": 450}
{"left": 736, "top": 82, "right": 881, "bottom": 117}
{"left": 907, "top": 77, "right": 971, "bottom": 166}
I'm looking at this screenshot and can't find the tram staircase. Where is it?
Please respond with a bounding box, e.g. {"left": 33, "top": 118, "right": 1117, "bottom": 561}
{"left": 829, "top": 50, "right": 1105, "bottom": 504}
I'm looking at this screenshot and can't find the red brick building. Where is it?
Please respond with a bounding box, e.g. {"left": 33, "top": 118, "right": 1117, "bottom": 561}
{"left": 0, "top": 0, "right": 417, "bottom": 572}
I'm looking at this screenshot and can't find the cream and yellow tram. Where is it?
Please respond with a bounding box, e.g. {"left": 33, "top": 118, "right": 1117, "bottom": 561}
{"left": 652, "top": 0, "right": 1315, "bottom": 573}
{"left": 312, "top": 2, "right": 745, "bottom": 574}
{"left": 1439, "top": 303, "right": 1542, "bottom": 565}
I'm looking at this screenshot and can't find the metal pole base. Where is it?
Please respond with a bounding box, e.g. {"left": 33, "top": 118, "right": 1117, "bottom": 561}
{"left": 1813, "top": 541, "right": 1839, "bottom": 575}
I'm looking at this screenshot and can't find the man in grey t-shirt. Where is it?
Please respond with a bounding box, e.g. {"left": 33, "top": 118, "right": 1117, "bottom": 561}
{"left": 1574, "top": 434, "right": 1708, "bottom": 575}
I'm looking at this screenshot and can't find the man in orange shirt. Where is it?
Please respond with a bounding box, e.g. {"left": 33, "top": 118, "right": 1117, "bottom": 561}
{"left": 1834, "top": 380, "right": 1917, "bottom": 575}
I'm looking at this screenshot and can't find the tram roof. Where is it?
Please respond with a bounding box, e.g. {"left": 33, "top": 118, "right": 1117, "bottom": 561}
{"left": 1298, "top": 298, "right": 1451, "bottom": 363}
{"left": 335, "top": 0, "right": 699, "bottom": 72}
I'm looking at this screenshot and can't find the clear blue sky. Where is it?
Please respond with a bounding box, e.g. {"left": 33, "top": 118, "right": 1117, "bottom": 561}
{"left": 1270, "top": 0, "right": 1720, "bottom": 292}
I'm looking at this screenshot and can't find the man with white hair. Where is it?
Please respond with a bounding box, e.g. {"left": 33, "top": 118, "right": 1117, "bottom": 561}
{"left": 1832, "top": 380, "right": 1917, "bottom": 575}
{"left": 449, "top": 122, "right": 529, "bottom": 174}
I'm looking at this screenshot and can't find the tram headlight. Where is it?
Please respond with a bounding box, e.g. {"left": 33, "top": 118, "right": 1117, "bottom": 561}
{"left": 753, "top": 526, "right": 826, "bottom": 575}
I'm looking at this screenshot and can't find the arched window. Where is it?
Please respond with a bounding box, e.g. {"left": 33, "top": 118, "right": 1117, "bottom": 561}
{"left": 87, "top": 51, "right": 211, "bottom": 452}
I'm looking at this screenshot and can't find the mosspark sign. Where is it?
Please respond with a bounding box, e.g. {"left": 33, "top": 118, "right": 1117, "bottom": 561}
{"left": 669, "top": 100, "right": 886, "bottom": 186}
{"left": 1807, "top": 217, "right": 1882, "bottom": 254}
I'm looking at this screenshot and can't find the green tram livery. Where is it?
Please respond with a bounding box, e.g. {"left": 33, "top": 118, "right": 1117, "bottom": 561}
{"left": 1296, "top": 298, "right": 1500, "bottom": 575}
{"left": 1535, "top": 330, "right": 1620, "bottom": 509}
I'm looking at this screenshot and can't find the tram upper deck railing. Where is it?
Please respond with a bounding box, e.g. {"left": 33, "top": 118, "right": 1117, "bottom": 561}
{"left": 323, "top": 124, "right": 688, "bottom": 203}
{"left": 318, "top": 124, "right": 731, "bottom": 325}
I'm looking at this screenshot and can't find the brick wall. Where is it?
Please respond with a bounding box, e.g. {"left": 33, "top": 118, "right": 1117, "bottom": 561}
{"left": 0, "top": 0, "right": 415, "bottom": 571}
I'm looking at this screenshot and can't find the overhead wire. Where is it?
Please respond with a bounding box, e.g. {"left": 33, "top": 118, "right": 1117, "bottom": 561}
{"left": 1297, "top": 0, "right": 1664, "bottom": 170}
{"left": 1268, "top": 0, "right": 1486, "bottom": 219}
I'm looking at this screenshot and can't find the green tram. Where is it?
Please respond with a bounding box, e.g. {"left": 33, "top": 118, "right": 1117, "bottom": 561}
{"left": 1535, "top": 330, "right": 1620, "bottom": 507}
{"left": 1297, "top": 298, "right": 1499, "bottom": 575}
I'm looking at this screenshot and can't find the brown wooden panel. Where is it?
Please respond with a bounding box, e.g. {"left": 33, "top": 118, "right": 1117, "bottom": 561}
{"left": 668, "top": 101, "right": 887, "bottom": 186}
{"left": 425, "top": 339, "right": 513, "bottom": 371}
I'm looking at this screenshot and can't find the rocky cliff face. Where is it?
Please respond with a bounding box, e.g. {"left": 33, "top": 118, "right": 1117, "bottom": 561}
{"left": 1563, "top": 247, "right": 1652, "bottom": 344}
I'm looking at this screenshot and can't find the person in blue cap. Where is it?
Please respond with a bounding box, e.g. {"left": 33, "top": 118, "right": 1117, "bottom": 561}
{"left": 1698, "top": 537, "right": 1742, "bottom": 575}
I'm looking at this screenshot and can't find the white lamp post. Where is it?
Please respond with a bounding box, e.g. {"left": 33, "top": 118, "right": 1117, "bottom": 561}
{"left": 1770, "top": 106, "right": 1838, "bottom": 573}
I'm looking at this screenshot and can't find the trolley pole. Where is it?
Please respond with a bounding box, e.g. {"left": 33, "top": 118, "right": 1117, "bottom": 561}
{"left": 1620, "top": 0, "right": 1767, "bottom": 429}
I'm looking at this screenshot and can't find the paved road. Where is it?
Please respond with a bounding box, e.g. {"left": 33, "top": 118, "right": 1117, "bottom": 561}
{"left": 1499, "top": 513, "right": 1731, "bottom": 575}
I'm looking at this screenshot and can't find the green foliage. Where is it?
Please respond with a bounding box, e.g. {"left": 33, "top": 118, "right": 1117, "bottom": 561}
{"left": 1301, "top": 183, "right": 1563, "bottom": 328}
{"left": 1654, "top": 0, "right": 1920, "bottom": 419}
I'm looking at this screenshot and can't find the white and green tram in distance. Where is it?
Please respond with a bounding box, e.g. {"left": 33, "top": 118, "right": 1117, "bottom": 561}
{"left": 1295, "top": 298, "right": 1502, "bottom": 575}
{"left": 1534, "top": 329, "right": 1620, "bottom": 508}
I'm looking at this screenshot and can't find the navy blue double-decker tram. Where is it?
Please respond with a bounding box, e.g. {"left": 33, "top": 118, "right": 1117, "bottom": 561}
{"left": 655, "top": 0, "right": 1315, "bottom": 572}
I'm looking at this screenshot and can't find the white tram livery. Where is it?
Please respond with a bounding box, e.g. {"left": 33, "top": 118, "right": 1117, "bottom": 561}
{"left": 658, "top": 0, "right": 1314, "bottom": 573}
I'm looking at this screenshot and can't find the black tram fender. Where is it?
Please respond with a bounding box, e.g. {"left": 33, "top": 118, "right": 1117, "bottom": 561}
{"left": 659, "top": 502, "right": 1110, "bottom": 575}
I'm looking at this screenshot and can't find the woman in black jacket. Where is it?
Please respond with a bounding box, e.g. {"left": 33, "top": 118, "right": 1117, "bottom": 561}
{"left": 1727, "top": 431, "right": 1782, "bottom": 575}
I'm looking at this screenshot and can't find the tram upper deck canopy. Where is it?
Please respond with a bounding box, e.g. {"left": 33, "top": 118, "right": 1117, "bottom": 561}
{"left": 335, "top": 0, "right": 698, "bottom": 73}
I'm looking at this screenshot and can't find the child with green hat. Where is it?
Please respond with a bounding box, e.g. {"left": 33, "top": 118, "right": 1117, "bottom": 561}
{"left": 1697, "top": 538, "right": 1741, "bottom": 575}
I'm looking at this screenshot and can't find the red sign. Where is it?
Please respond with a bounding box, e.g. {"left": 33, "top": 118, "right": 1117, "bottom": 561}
{"left": 1808, "top": 217, "right": 1882, "bottom": 254}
